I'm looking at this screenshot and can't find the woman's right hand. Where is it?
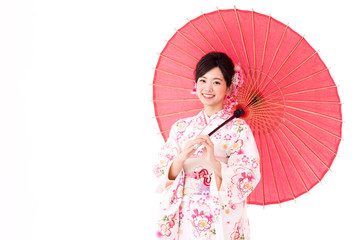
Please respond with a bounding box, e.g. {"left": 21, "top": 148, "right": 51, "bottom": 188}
{"left": 168, "top": 138, "right": 204, "bottom": 180}
{"left": 177, "top": 138, "right": 204, "bottom": 162}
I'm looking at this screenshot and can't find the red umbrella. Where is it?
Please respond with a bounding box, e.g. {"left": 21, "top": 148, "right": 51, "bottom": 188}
{"left": 152, "top": 8, "right": 342, "bottom": 206}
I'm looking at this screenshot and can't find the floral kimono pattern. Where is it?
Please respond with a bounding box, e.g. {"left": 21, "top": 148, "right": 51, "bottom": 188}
{"left": 154, "top": 109, "right": 261, "bottom": 240}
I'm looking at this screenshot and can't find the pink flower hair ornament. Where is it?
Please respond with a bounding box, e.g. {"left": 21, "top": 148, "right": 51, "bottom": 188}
{"left": 224, "top": 64, "right": 244, "bottom": 112}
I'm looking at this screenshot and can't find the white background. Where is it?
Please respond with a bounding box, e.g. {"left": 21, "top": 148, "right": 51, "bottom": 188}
{"left": 0, "top": 0, "right": 359, "bottom": 239}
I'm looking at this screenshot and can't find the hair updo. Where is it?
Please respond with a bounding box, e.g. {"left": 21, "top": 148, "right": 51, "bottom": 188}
{"left": 194, "top": 52, "right": 235, "bottom": 87}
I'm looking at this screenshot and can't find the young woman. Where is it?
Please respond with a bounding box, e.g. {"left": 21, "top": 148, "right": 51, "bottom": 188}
{"left": 154, "top": 52, "right": 261, "bottom": 240}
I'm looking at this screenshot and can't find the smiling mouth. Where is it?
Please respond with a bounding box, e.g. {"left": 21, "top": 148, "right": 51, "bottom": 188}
{"left": 202, "top": 93, "right": 215, "bottom": 99}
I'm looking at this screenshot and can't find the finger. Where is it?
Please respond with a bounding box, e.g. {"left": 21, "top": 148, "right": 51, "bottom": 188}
{"left": 196, "top": 135, "right": 212, "bottom": 142}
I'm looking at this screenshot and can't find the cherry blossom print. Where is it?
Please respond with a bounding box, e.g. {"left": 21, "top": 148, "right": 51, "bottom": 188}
{"left": 214, "top": 132, "right": 222, "bottom": 139}
{"left": 224, "top": 134, "right": 232, "bottom": 141}
{"left": 191, "top": 209, "right": 214, "bottom": 232}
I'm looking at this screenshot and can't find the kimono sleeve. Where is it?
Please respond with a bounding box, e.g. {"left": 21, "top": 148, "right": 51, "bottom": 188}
{"left": 219, "top": 121, "right": 261, "bottom": 204}
{"left": 153, "top": 121, "right": 181, "bottom": 193}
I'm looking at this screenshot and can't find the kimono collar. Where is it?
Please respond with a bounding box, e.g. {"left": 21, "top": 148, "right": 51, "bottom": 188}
{"left": 194, "top": 109, "right": 233, "bottom": 133}
{"left": 203, "top": 109, "right": 232, "bottom": 123}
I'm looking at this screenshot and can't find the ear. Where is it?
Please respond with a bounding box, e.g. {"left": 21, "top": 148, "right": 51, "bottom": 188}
{"left": 226, "top": 84, "right": 233, "bottom": 96}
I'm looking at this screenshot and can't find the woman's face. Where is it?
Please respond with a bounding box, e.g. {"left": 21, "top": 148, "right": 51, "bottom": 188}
{"left": 196, "top": 67, "right": 231, "bottom": 115}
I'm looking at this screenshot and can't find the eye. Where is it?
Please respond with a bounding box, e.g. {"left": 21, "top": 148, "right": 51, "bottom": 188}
{"left": 198, "top": 79, "right": 206, "bottom": 83}
{"left": 214, "top": 81, "right": 221, "bottom": 85}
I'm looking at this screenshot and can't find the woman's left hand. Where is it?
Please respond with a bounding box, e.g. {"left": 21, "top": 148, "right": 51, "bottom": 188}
{"left": 195, "top": 135, "right": 215, "bottom": 164}
{"left": 196, "top": 135, "right": 222, "bottom": 189}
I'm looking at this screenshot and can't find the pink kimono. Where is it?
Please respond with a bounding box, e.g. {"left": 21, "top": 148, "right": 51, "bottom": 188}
{"left": 153, "top": 109, "right": 261, "bottom": 239}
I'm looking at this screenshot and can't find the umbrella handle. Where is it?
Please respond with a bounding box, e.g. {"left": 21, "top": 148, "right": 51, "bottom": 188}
{"left": 192, "top": 108, "right": 245, "bottom": 150}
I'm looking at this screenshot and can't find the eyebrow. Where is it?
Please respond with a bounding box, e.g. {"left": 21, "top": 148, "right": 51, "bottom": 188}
{"left": 199, "top": 76, "right": 224, "bottom": 81}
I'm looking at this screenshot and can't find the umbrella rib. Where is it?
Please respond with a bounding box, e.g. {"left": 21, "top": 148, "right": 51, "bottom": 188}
{"left": 260, "top": 36, "right": 305, "bottom": 94}
{"left": 160, "top": 54, "right": 195, "bottom": 70}
{"left": 285, "top": 111, "right": 342, "bottom": 139}
{"left": 282, "top": 123, "right": 331, "bottom": 172}
{"left": 273, "top": 129, "right": 310, "bottom": 194}
{"left": 234, "top": 6, "right": 253, "bottom": 80}
{"left": 158, "top": 129, "right": 171, "bottom": 135}
{"left": 269, "top": 132, "right": 296, "bottom": 202}
{"left": 249, "top": 110, "right": 283, "bottom": 135}
{"left": 265, "top": 68, "right": 329, "bottom": 99}
{"left": 283, "top": 86, "right": 338, "bottom": 96}
{"left": 151, "top": 98, "right": 199, "bottom": 102}
{"left": 217, "top": 8, "right": 241, "bottom": 65}
{"left": 202, "top": 12, "right": 230, "bottom": 56}
{"left": 264, "top": 133, "right": 282, "bottom": 205}
{"left": 277, "top": 100, "right": 341, "bottom": 105}
{"left": 268, "top": 101, "right": 342, "bottom": 122}
{"left": 266, "top": 85, "right": 338, "bottom": 103}
{"left": 187, "top": 18, "right": 217, "bottom": 52}
{"left": 167, "top": 41, "right": 200, "bottom": 61}
{"left": 262, "top": 51, "right": 318, "bottom": 97}
{"left": 151, "top": 83, "right": 193, "bottom": 91}
{"left": 257, "top": 24, "right": 289, "bottom": 93}
{"left": 257, "top": 132, "right": 266, "bottom": 207}
{"left": 252, "top": 9, "right": 257, "bottom": 83}
{"left": 280, "top": 68, "right": 329, "bottom": 91}
{"left": 175, "top": 28, "right": 206, "bottom": 54}
{"left": 278, "top": 125, "right": 321, "bottom": 183}
{"left": 283, "top": 115, "right": 338, "bottom": 158}
{"left": 257, "top": 14, "right": 271, "bottom": 87}
{"left": 154, "top": 68, "right": 194, "bottom": 81}
{"left": 154, "top": 108, "right": 203, "bottom": 118}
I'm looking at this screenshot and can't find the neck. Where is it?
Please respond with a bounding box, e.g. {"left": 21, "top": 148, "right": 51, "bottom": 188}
{"left": 204, "top": 106, "right": 223, "bottom": 117}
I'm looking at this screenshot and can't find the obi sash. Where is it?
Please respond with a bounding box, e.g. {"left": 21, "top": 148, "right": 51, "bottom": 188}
{"left": 183, "top": 157, "right": 213, "bottom": 195}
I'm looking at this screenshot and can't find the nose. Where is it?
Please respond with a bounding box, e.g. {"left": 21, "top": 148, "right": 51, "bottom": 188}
{"left": 204, "top": 81, "right": 213, "bottom": 91}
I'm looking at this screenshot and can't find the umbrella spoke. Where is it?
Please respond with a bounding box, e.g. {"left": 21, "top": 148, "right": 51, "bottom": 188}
{"left": 257, "top": 14, "right": 272, "bottom": 89}
{"left": 160, "top": 54, "right": 195, "bottom": 70}
{"left": 175, "top": 28, "right": 206, "bottom": 54}
{"left": 167, "top": 41, "right": 200, "bottom": 61}
{"left": 154, "top": 68, "right": 193, "bottom": 81}
{"left": 269, "top": 132, "right": 296, "bottom": 202}
{"left": 202, "top": 12, "right": 230, "bottom": 56}
{"left": 283, "top": 85, "right": 338, "bottom": 96}
{"left": 262, "top": 51, "right": 318, "bottom": 97}
{"left": 278, "top": 99, "right": 341, "bottom": 105}
{"left": 273, "top": 129, "right": 309, "bottom": 194}
{"left": 285, "top": 116, "right": 338, "bottom": 155}
{"left": 257, "top": 132, "right": 266, "bottom": 207}
{"left": 151, "top": 83, "right": 193, "bottom": 91}
{"left": 217, "top": 8, "right": 242, "bottom": 66}
{"left": 265, "top": 68, "right": 329, "bottom": 99}
{"left": 154, "top": 108, "right": 203, "bottom": 118}
{"left": 278, "top": 125, "right": 321, "bottom": 184}
{"left": 285, "top": 111, "right": 342, "bottom": 140}
{"left": 260, "top": 36, "right": 305, "bottom": 94}
{"left": 152, "top": 98, "right": 199, "bottom": 102}
{"left": 158, "top": 129, "right": 170, "bottom": 135}
{"left": 234, "top": 6, "right": 253, "bottom": 80}
{"left": 267, "top": 101, "right": 342, "bottom": 122}
{"left": 257, "top": 24, "right": 289, "bottom": 94}
{"left": 252, "top": 9, "right": 257, "bottom": 83}
{"left": 264, "top": 134, "right": 282, "bottom": 205}
{"left": 187, "top": 18, "right": 217, "bottom": 52}
{"left": 282, "top": 119, "right": 334, "bottom": 168}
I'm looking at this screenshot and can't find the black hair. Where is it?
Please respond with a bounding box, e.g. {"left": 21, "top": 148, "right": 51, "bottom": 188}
{"left": 195, "top": 52, "right": 235, "bottom": 87}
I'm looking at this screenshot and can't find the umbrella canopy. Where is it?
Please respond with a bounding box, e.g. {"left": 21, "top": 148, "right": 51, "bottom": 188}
{"left": 152, "top": 8, "right": 342, "bottom": 206}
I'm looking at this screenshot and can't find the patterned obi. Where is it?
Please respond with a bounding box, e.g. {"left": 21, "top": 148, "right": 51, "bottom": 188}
{"left": 183, "top": 157, "right": 213, "bottom": 196}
